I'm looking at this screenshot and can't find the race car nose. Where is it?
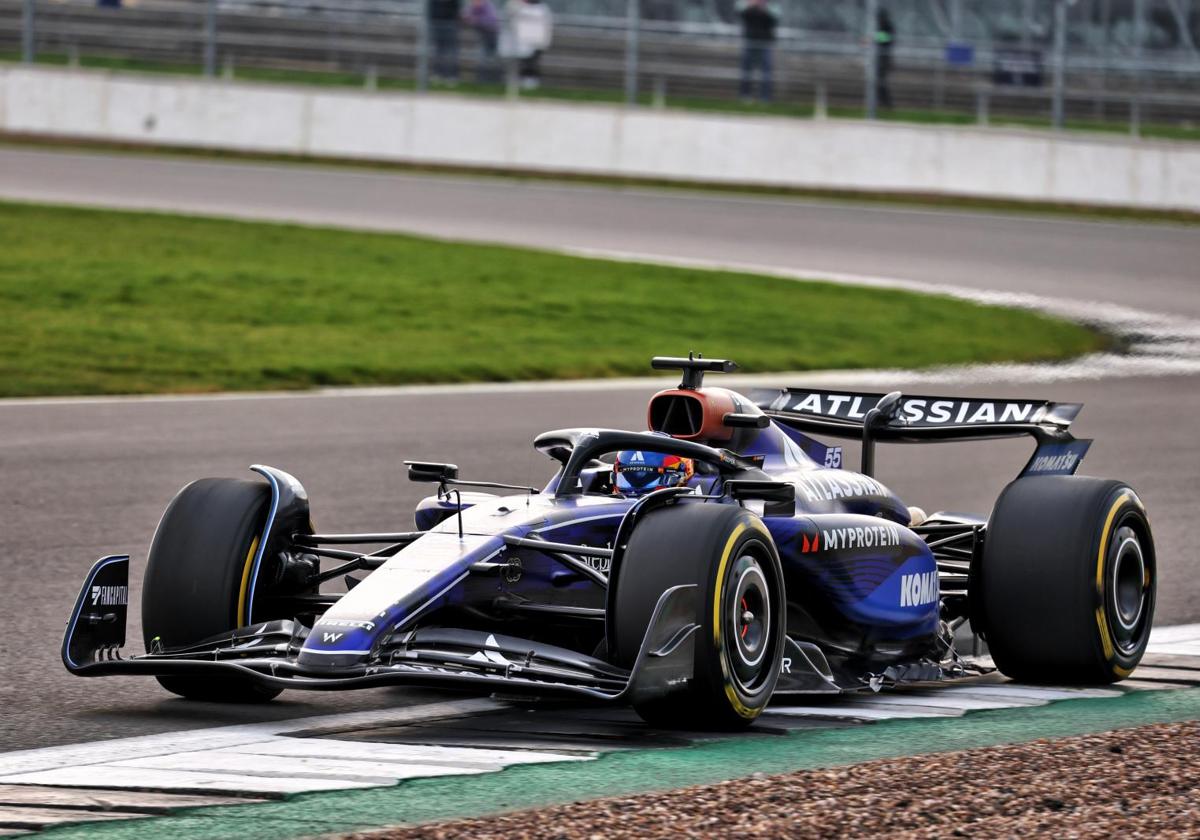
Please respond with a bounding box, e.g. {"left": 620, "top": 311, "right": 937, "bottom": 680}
{"left": 297, "top": 624, "right": 375, "bottom": 670}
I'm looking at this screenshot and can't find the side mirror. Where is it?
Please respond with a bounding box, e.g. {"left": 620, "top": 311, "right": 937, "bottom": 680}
{"left": 724, "top": 480, "right": 796, "bottom": 517}
{"left": 405, "top": 461, "right": 459, "bottom": 483}
{"left": 869, "top": 391, "right": 904, "bottom": 427}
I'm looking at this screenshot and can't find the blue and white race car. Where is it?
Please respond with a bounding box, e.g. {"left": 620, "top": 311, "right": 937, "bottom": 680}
{"left": 64, "top": 355, "right": 1156, "bottom": 729}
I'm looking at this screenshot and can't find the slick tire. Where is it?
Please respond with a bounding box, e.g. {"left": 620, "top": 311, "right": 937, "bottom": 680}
{"left": 611, "top": 503, "right": 785, "bottom": 730}
{"left": 142, "top": 478, "right": 282, "bottom": 703}
{"left": 979, "top": 476, "right": 1155, "bottom": 684}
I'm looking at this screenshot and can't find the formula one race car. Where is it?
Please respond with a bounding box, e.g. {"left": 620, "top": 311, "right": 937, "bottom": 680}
{"left": 64, "top": 355, "right": 1156, "bottom": 729}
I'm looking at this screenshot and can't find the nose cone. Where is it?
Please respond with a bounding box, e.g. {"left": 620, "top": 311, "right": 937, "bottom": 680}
{"left": 298, "top": 623, "right": 376, "bottom": 670}
{"left": 294, "top": 531, "right": 508, "bottom": 672}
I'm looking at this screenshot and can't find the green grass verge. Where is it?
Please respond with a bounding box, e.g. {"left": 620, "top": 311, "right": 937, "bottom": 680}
{"left": 36, "top": 688, "right": 1200, "bottom": 839}
{"left": 6, "top": 53, "right": 1199, "bottom": 144}
{"left": 0, "top": 200, "right": 1106, "bottom": 397}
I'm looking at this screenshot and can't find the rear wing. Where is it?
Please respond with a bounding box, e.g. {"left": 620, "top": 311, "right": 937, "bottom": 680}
{"left": 748, "top": 387, "right": 1090, "bottom": 478}
{"left": 749, "top": 387, "right": 1081, "bottom": 443}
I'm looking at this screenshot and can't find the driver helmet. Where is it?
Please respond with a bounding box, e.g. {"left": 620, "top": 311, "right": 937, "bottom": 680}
{"left": 613, "top": 450, "right": 695, "bottom": 496}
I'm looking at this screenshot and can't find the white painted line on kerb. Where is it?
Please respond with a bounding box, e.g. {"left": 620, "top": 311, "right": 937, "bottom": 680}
{"left": 1147, "top": 623, "right": 1200, "bottom": 656}
{"left": 768, "top": 683, "right": 1123, "bottom": 723}
{"left": 1149, "top": 623, "right": 1200, "bottom": 645}
{"left": 0, "top": 698, "right": 588, "bottom": 796}
{"left": 0, "top": 698, "right": 505, "bottom": 778}
{"left": 0, "top": 631, "right": 1197, "bottom": 799}
{"left": 904, "top": 686, "right": 1120, "bottom": 704}
{"left": 2, "top": 767, "right": 382, "bottom": 796}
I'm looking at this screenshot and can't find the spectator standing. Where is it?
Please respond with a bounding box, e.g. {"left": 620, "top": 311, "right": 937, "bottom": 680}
{"left": 463, "top": 0, "right": 501, "bottom": 83}
{"left": 505, "top": 0, "right": 553, "bottom": 90}
{"left": 737, "top": 0, "right": 778, "bottom": 104}
{"left": 875, "top": 8, "right": 895, "bottom": 109}
{"left": 428, "top": 0, "right": 463, "bottom": 85}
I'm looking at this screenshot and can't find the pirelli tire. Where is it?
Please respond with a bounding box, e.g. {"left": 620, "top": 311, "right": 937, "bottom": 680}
{"left": 612, "top": 502, "right": 786, "bottom": 730}
{"left": 141, "top": 478, "right": 282, "bottom": 703}
{"left": 979, "top": 475, "right": 1155, "bottom": 684}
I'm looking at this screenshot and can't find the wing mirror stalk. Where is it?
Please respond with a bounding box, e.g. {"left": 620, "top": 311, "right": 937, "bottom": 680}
{"left": 861, "top": 391, "right": 903, "bottom": 478}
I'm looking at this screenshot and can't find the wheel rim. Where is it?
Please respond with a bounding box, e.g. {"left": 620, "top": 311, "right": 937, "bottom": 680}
{"left": 1108, "top": 522, "right": 1150, "bottom": 656}
{"left": 724, "top": 545, "right": 775, "bottom": 693}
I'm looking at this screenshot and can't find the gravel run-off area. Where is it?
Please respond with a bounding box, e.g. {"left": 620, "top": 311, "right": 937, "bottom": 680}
{"left": 345, "top": 719, "right": 1200, "bottom": 839}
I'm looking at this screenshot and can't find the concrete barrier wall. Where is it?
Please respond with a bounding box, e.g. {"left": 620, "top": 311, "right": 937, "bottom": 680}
{"left": 3, "top": 66, "right": 1198, "bottom": 210}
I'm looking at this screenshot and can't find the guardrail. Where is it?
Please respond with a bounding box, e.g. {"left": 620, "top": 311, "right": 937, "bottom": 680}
{"left": 5, "top": 63, "right": 1197, "bottom": 212}
{"left": 3, "top": 0, "right": 1199, "bottom": 135}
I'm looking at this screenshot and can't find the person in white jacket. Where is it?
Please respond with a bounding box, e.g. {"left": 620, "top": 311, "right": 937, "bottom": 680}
{"left": 504, "top": 0, "right": 553, "bottom": 89}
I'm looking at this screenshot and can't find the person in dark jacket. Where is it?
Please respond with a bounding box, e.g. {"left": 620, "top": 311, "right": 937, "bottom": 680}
{"left": 429, "top": 0, "right": 463, "bottom": 84}
{"left": 738, "top": 0, "right": 778, "bottom": 103}
{"left": 463, "top": 0, "right": 501, "bottom": 83}
{"left": 875, "top": 8, "right": 895, "bottom": 109}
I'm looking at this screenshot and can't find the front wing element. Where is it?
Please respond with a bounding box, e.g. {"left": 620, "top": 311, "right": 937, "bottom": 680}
{"left": 62, "top": 556, "right": 699, "bottom": 703}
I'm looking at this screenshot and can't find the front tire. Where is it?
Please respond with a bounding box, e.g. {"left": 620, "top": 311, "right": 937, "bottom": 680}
{"left": 979, "top": 476, "right": 1155, "bottom": 683}
{"left": 142, "top": 478, "right": 282, "bottom": 702}
{"left": 611, "top": 503, "right": 785, "bottom": 730}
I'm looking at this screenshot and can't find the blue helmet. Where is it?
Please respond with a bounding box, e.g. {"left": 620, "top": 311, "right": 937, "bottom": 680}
{"left": 613, "top": 450, "right": 695, "bottom": 496}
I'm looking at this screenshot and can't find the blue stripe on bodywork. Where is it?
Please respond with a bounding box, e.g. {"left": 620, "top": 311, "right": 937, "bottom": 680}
{"left": 246, "top": 465, "right": 281, "bottom": 625}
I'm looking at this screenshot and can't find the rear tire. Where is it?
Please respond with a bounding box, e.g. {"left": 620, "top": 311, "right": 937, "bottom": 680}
{"left": 979, "top": 476, "right": 1154, "bottom": 683}
{"left": 142, "top": 478, "right": 282, "bottom": 702}
{"left": 611, "top": 503, "right": 785, "bottom": 730}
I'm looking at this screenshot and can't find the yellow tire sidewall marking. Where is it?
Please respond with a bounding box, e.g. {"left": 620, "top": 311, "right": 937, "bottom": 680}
{"left": 237, "top": 534, "right": 260, "bottom": 626}
{"left": 1094, "top": 492, "right": 1132, "bottom": 668}
{"left": 713, "top": 518, "right": 774, "bottom": 720}
{"left": 712, "top": 523, "right": 746, "bottom": 645}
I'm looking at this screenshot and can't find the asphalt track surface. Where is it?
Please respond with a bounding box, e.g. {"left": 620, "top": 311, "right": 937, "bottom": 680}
{"left": 1, "top": 147, "right": 1198, "bottom": 754}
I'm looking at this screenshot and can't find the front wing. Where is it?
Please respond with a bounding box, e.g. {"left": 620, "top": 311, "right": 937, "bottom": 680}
{"left": 63, "top": 555, "right": 700, "bottom": 705}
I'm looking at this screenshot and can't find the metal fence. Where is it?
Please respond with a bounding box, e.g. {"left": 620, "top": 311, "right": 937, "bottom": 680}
{"left": 4, "top": 0, "right": 1200, "bottom": 134}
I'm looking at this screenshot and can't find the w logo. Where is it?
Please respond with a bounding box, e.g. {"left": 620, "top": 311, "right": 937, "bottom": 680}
{"left": 322, "top": 632, "right": 344, "bottom": 644}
